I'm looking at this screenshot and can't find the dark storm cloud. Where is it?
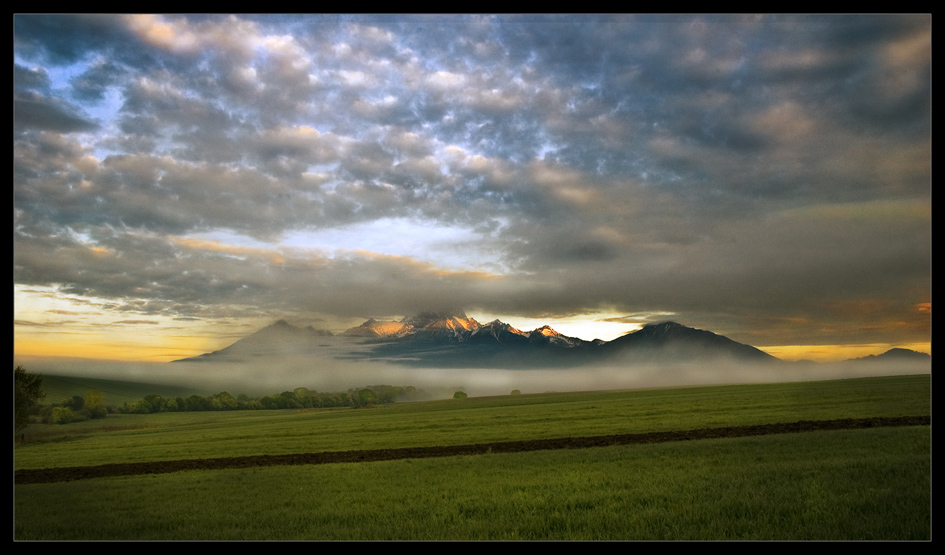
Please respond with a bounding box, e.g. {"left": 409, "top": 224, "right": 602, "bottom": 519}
{"left": 14, "top": 90, "right": 99, "bottom": 134}
{"left": 14, "top": 63, "right": 51, "bottom": 92}
{"left": 13, "top": 15, "right": 132, "bottom": 64}
{"left": 13, "top": 14, "right": 931, "bottom": 349}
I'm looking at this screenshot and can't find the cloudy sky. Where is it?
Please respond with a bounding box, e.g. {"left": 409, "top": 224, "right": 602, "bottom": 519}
{"left": 14, "top": 14, "right": 931, "bottom": 363}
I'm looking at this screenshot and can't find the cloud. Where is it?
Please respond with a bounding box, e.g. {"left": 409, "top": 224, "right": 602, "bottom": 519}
{"left": 13, "top": 14, "right": 931, "bottom": 358}
{"left": 14, "top": 63, "right": 51, "bottom": 92}
{"left": 14, "top": 91, "right": 99, "bottom": 134}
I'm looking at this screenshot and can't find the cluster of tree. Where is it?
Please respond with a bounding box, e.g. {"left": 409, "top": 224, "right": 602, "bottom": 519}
{"left": 116, "top": 384, "right": 429, "bottom": 414}
{"left": 16, "top": 367, "right": 112, "bottom": 429}
{"left": 37, "top": 390, "right": 109, "bottom": 424}
{"left": 14, "top": 365, "right": 430, "bottom": 429}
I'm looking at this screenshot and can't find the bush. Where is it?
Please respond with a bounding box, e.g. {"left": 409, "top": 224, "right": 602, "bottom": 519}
{"left": 63, "top": 395, "right": 85, "bottom": 412}
{"left": 51, "top": 406, "right": 76, "bottom": 425}
{"left": 453, "top": 391, "right": 468, "bottom": 399}
{"left": 85, "top": 390, "right": 107, "bottom": 419}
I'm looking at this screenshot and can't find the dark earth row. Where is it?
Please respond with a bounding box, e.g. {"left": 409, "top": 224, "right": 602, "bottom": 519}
{"left": 15, "top": 416, "right": 930, "bottom": 484}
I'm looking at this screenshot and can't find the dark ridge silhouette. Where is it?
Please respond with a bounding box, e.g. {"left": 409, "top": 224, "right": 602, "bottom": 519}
{"left": 600, "top": 321, "right": 781, "bottom": 363}
{"left": 844, "top": 348, "right": 931, "bottom": 363}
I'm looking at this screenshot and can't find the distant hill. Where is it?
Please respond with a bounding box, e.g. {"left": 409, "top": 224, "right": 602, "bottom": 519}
{"left": 174, "top": 312, "right": 783, "bottom": 369}
{"left": 600, "top": 321, "right": 781, "bottom": 363}
{"left": 845, "top": 348, "right": 931, "bottom": 363}
{"left": 175, "top": 319, "right": 335, "bottom": 362}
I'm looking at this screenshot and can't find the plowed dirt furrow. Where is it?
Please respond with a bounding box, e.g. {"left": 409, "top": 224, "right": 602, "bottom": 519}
{"left": 15, "top": 416, "right": 929, "bottom": 484}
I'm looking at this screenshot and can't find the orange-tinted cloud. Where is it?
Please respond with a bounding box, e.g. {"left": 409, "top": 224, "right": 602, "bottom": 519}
{"left": 171, "top": 237, "right": 286, "bottom": 265}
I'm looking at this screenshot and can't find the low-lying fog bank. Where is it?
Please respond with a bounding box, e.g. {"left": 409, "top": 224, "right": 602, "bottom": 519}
{"left": 15, "top": 354, "right": 931, "bottom": 400}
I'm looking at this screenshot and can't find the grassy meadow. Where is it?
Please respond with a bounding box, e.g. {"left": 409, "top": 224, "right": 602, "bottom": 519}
{"left": 14, "top": 374, "right": 931, "bottom": 540}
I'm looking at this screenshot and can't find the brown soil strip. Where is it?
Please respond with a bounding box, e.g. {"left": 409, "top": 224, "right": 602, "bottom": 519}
{"left": 15, "top": 416, "right": 929, "bottom": 485}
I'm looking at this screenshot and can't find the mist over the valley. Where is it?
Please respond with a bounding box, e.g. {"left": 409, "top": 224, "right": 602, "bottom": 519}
{"left": 17, "top": 349, "right": 931, "bottom": 400}
{"left": 17, "top": 312, "right": 929, "bottom": 399}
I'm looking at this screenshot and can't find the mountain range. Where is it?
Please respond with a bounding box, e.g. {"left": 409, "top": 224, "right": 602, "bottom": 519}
{"left": 173, "top": 309, "right": 928, "bottom": 369}
{"left": 175, "top": 310, "right": 786, "bottom": 368}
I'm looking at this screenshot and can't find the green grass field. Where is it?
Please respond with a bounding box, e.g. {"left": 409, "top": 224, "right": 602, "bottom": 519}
{"left": 14, "top": 374, "right": 931, "bottom": 540}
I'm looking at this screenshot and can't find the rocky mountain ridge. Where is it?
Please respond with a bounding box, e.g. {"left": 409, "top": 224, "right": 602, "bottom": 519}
{"left": 173, "top": 311, "right": 929, "bottom": 369}
{"left": 174, "top": 311, "right": 793, "bottom": 368}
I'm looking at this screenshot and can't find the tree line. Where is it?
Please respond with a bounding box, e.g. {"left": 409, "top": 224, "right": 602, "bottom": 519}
{"left": 15, "top": 366, "right": 431, "bottom": 429}
{"left": 116, "top": 384, "right": 428, "bottom": 414}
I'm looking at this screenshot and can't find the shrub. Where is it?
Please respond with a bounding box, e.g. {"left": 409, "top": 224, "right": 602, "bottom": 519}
{"left": 85, "top": 390, "right": 107, "bottom": 419}
{"left": 51, "top": 406, "right": 76, "bottom": 425}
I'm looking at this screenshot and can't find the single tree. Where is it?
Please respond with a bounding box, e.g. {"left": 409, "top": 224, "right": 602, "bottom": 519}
{"left": 15, "top": 366, "right": 45, "bottom": 433}
{"left": 85, "top": 390, "right": 107, "bottom": 419}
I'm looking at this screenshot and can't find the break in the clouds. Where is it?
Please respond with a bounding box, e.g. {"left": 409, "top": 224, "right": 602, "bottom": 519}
{"left": 14, "top": 14, "right": 930, "bottom": 359}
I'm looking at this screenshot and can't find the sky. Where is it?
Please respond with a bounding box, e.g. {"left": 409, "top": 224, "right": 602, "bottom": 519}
{"left": 14, "top": 14, "right": 931, "bottom": 364}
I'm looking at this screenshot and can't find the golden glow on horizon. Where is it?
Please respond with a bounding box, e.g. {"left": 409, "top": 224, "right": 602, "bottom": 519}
{"left": 15, "top": 313, "right": 931, "bottom": 364}
{"left": 759, "top": 342, "right": 931, "bottom": 362}
{"left": 17, "top": 331, "right": 930, "bottom": 364}
{"left": 14, "top": 285, "right": 242, "bottom": 362}
{"left": 15, "top": 286, "right": 930, "bottom": 364}
{"left": 14, "top": 331, "right": 218, "bottom": 363}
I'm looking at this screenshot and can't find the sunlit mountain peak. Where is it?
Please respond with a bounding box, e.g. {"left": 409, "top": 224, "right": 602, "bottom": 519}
{"left": 401, "top": 310, "right": 482, "bottom": 342}
{"left": 481, "top": 319, "right": 525, "bottom": 335}
{"left": 404, "top": 309, "right": 473, "bottom": 328}
{"left": 343, "top": 318, "right": 411, "bottom": 337}
{"left": 533, "top": 325, "right": 561, "bottom": 337}
{"left": 433, "top": 316, "right": 480, "bottom": 332}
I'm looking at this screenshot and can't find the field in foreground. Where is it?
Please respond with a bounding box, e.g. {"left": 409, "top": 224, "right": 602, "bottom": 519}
{"left": 14, "top": 374, "right": 931, "bottom": 540}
